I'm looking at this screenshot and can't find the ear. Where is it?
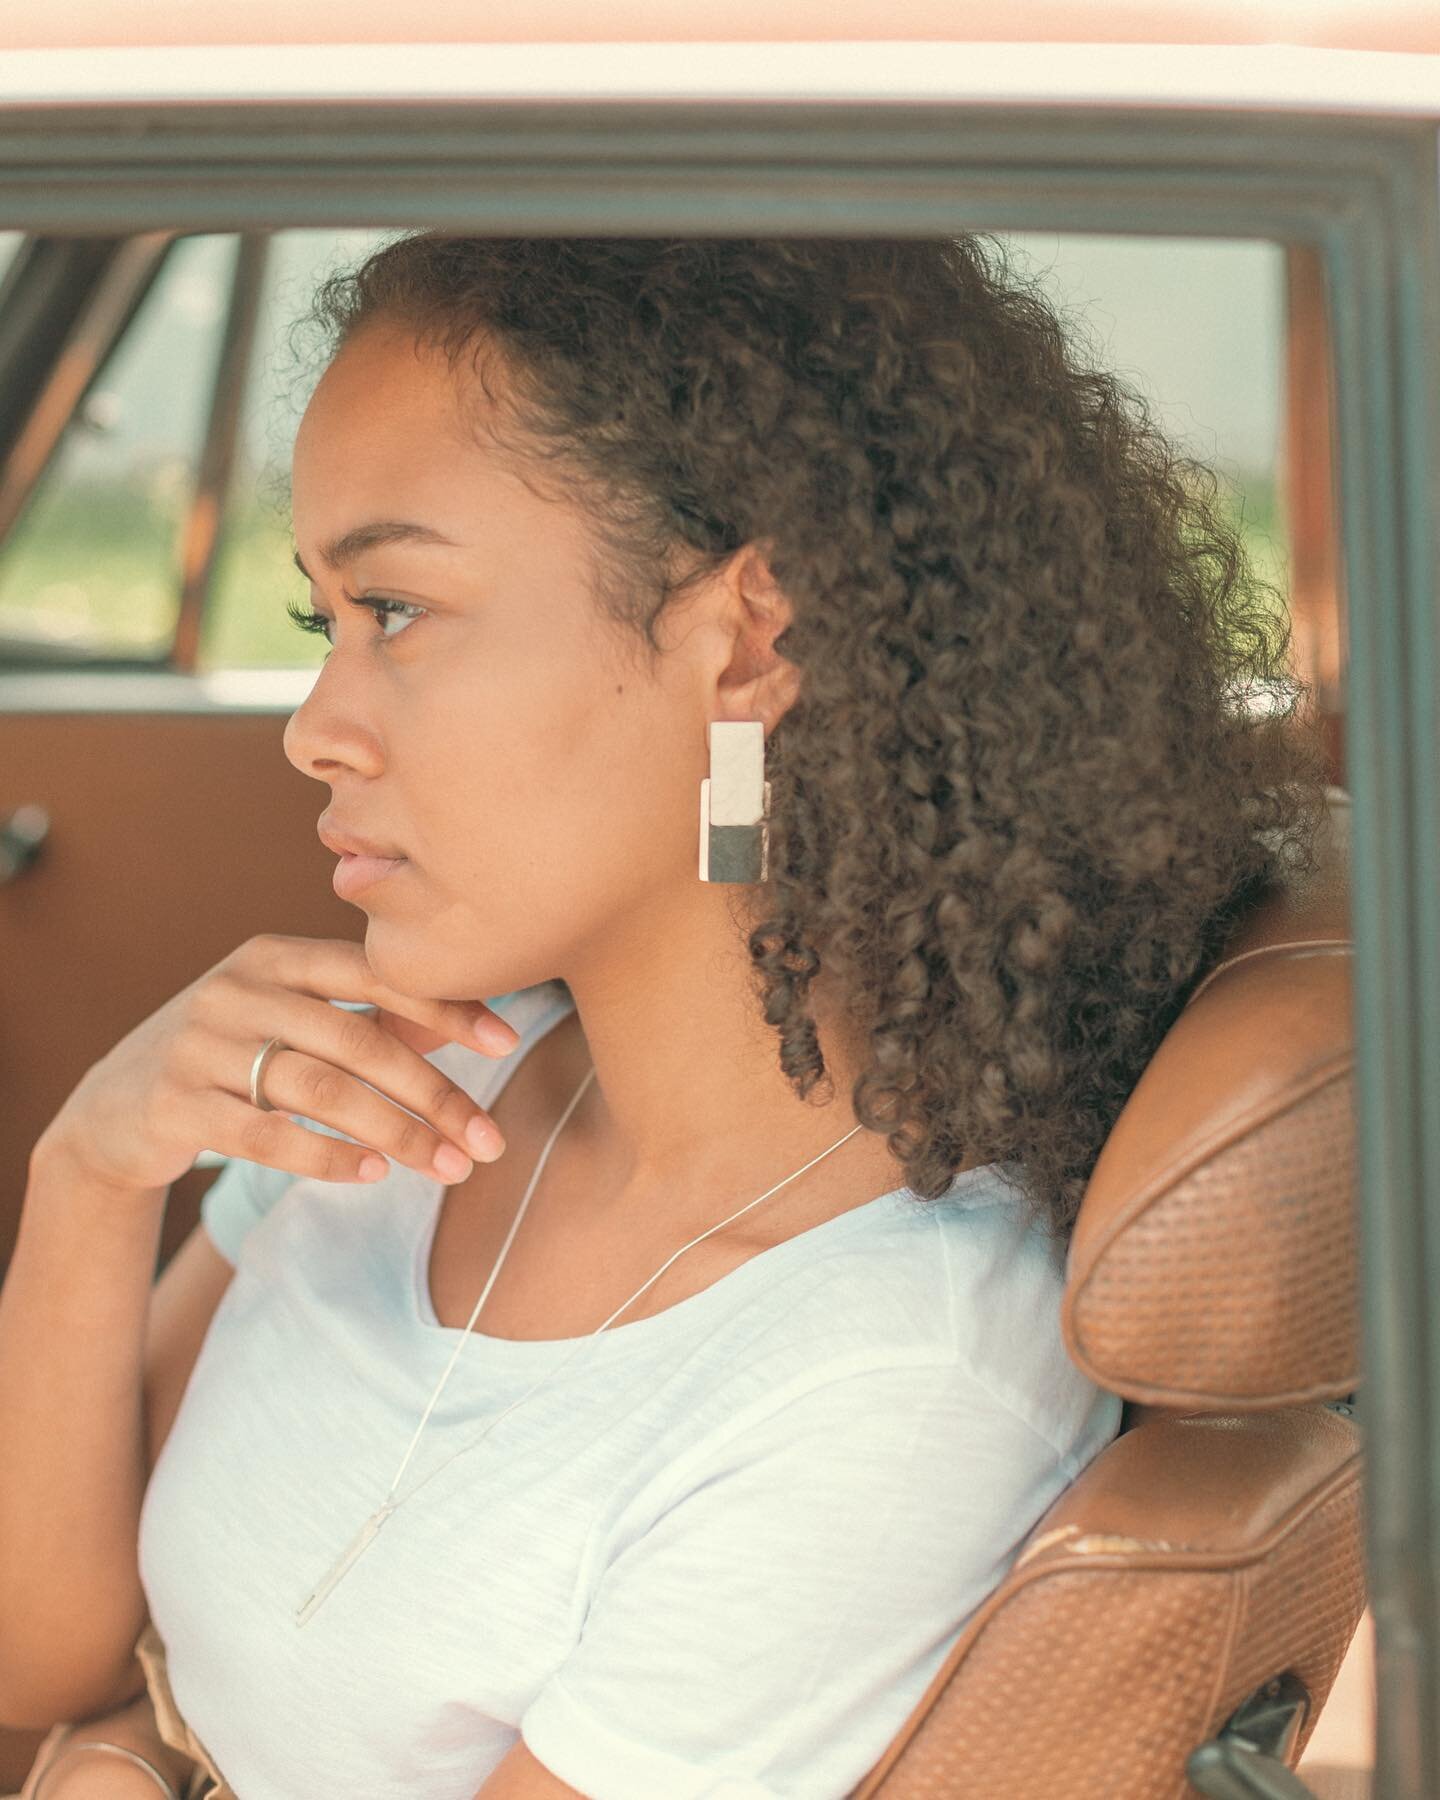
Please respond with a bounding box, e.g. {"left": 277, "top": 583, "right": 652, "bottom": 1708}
{"left": 715, "top": 542, "right": 803, "bottom": 730}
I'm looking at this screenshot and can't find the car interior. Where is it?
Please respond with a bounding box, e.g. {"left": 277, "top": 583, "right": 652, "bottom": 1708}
{"left": 1, "top": 31, "right": 1423, "bottom": 1785}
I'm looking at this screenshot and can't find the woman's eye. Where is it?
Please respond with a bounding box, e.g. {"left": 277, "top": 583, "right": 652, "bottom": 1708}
{"left": 285, "top": 601, "right": 334, "bottom": 641}
{"left": 284, "top": 595, "right": 426, "bottom": 646}
{"left": 364, "top": 596, "right": 426, "bottom": 637}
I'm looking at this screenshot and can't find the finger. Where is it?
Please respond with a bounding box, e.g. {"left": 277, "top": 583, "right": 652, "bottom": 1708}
{"left": 365, "top": 1005, "right": 453, "bottom": 1057}
{"left": 234, "top": 993, "right": 508, "bottom": 1167}
{"left": 206, "top": 1092, "right": 392, "bottom": 1184}
{"left": 247, "top": 1045, "right": 502, "bottom": 1183}
{"left": 241, "top": 936, "right": 521, "bottom": 1056}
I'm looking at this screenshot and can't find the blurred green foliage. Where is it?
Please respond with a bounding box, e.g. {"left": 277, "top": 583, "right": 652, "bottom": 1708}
{"left": 201, "top": 487, "right": 317, "bottom": 670}
{"left": 0, "top": 476, "right": 189, "bottom": 657}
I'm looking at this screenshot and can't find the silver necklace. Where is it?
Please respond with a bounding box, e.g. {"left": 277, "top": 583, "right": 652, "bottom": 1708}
{"left": 295, "top": 1061, "right": 865, "bottom": 1626}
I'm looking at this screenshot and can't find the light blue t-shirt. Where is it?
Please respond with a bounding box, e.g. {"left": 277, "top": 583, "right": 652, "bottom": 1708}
{"left": 138, "top": 980, "right": 1122, "bottom": 1800}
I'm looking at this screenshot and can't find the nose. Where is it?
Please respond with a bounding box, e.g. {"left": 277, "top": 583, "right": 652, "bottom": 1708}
{"left": 282, "top": 663, "right": 386, "bottom": 782}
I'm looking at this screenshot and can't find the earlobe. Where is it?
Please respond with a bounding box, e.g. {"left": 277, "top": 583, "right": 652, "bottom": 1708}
{"left": 769, "top": 658, "right": 803, "bottom": 721}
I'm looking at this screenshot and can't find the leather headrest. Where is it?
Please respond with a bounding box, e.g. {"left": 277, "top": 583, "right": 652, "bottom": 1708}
{"left": 1061, "top": 788, "right": 1356, "bottom": 1410}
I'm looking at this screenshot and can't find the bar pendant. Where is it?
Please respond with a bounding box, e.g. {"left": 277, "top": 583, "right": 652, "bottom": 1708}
{"left": 294, "top": 1503, "right": 395, "bottom": 1628}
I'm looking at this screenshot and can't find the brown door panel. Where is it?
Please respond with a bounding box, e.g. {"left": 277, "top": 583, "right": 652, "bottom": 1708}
{"left": 0, "top": 707, "right": 364, "bottom": 1281}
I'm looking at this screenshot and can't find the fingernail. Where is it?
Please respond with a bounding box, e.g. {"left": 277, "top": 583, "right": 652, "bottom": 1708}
{"left": 475, "top": 1015, "right": 522, "bottom": 1055}
{"left": 466, "top": 1116, "right": 505, "bottom": 1159}
{"left": 434, "top": 1143, "right": 473, "bottom": 1182}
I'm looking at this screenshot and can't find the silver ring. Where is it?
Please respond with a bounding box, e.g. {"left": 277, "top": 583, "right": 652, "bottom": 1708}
{"left": 249, "top": 1035, "right": 287, "bottom": 1112}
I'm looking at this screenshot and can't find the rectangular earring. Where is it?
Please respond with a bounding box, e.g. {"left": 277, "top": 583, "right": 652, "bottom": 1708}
{"left": 698, "top": 719, "right": 770, "bottom": 883}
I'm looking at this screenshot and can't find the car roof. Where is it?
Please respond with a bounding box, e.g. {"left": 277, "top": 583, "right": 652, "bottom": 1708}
{"left": 0, "top": 38, "right": 1439, "bottom": 116}
{"left": 3, "top": 0, "right": 1439, "bottom": 53}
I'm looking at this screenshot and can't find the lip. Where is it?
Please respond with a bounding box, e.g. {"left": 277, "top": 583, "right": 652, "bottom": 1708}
{"left": 317, "top": 816, "right": 406, "bottom": 861}
{"left": 332, "top": 851, "right": 408, "bottom": 901}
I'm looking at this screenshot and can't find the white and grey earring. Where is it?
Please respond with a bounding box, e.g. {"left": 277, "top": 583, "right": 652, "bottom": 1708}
{"left": 698, "top": 719, "right": 771, "bottom": 883}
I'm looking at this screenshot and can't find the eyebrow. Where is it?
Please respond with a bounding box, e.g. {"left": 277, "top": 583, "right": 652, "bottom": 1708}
{"left": 292, "top": 521, "right": 457, "bottom": 580}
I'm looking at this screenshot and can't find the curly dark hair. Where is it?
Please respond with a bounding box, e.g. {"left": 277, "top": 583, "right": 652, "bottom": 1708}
{"left": 303, "top": 232, "right": 1331, "bottom": 1245}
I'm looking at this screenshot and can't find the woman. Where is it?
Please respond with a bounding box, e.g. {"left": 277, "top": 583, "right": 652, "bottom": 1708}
{"left": 5, "top": 232, "right": 1328, "bottom": 1798}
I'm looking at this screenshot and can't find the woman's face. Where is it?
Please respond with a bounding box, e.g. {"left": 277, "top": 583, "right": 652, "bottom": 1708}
{"left": 284, "top": 320, "right": 718, "bottom": 1005}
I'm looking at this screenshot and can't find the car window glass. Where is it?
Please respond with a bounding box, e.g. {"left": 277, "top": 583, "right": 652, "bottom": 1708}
{"left": 0, "top": 232, "right": 237, "bottom": 659}
{"left": 1005, "top": 232, "right": 1287, "bottom": 599}
{"left": 0, "top": 226, "right": 1282, "bottom": 677}
{"left": 199, "top": 227, "right": 396, "bottom": 672}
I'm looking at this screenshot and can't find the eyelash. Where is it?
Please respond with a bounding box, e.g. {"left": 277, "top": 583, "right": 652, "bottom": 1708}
{"left": 286, "top": 594, "right": 426, "bottom": 644}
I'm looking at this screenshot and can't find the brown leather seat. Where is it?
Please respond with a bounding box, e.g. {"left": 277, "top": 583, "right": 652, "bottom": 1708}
{"left": 852, "top": 785, "right": 1364, "bottom": 1799}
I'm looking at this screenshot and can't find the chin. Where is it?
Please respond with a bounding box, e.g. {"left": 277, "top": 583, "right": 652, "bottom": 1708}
{"left": 360, "top": 922, "right": 454, "bottom": 997}
{"left": 360, "top": 921, "right": 510, "bottom": 1010}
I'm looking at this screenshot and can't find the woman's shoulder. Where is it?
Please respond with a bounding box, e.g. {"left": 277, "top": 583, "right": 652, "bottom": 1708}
{"left": 731, "top": 1173, "right": 1102, "bottom": 1453}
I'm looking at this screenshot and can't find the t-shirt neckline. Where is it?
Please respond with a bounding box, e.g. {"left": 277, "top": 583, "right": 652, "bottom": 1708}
{"left": 406, "top": 985, "right": 1002, "bottom": 1363}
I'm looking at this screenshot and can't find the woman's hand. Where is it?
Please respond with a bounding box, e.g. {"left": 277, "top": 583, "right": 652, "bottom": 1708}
{"left": 33, "top": 934, "right": 520, "bottom": 1199}
{"left": 24, "top": 1692, "right": 199, "bottom": 1798}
